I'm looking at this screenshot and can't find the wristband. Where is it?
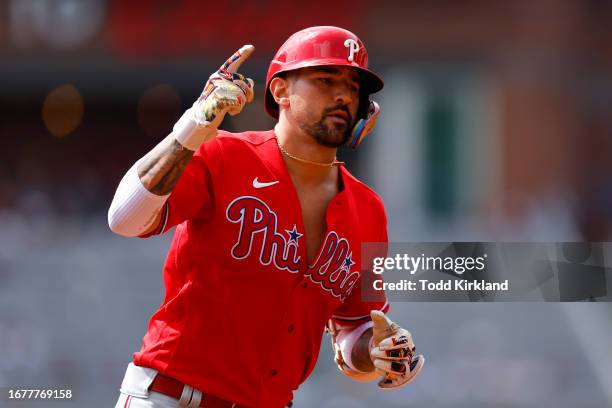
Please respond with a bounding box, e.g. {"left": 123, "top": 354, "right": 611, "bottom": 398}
{"left": 172, "top": 107, "right": 217, "bottom": 151}
{"left": 337, "top": 320, "right": 374, "bottom": 373}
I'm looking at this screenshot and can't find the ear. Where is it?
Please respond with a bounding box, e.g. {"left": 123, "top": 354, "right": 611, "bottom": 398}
{"left": 269, "top": 77, "right": 290, "bottom": 109}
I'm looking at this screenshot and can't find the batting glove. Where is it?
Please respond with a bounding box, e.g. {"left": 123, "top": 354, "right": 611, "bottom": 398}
{"left": 370, "top": 310, "right": 425, "bottom": 390}
{"left": 173, "top": 45, "right": 255, "bottom": 150}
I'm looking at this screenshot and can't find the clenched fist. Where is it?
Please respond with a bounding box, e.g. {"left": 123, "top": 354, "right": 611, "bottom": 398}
{"left": 370, "top": 310, "right": 425, "bottom": 390}
{"left": 173, "top": 45, "right": 255, "bottom": 150}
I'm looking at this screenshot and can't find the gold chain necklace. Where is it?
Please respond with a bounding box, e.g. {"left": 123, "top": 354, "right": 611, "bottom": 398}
{"left": 276, "top": 139, "right": 344, "bottom": 167}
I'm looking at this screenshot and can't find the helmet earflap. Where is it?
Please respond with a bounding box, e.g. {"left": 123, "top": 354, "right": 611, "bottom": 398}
{"left": 348, "top": 100, "right": 380, "bottom": 150}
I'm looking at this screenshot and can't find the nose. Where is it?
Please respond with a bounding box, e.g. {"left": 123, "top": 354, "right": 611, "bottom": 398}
{"left": 333, "top": 84, "right": 354, "bottom": 105}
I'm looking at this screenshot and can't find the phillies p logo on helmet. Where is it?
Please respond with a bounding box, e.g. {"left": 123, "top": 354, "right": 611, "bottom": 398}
{"left": 343, "top": 39, "right": 360, "bottom": 62}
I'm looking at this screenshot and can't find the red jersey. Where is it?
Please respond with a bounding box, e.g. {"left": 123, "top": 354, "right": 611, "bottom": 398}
{"left": 134, "top": 130, "right": 389, "bottom": 408}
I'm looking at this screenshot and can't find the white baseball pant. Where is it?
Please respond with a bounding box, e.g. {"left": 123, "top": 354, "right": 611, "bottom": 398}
{"left": 114, "top": 363, "right": 204, "bottom": 408}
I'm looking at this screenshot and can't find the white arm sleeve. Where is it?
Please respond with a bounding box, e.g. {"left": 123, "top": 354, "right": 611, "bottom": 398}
{"left": 107, "top": 160, "right": 170, "bottom": 237}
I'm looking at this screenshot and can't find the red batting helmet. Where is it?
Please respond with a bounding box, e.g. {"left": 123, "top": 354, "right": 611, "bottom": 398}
{"left": 264, "top": 26, "right": 384, "bottom": 119}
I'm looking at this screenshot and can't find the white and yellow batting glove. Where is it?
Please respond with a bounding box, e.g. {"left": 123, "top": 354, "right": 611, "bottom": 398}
{"left": 173, "top": 45, "right": 255, "bottom": 150}
{"left": 370, "top": 310, "right": 425, "bottom": 390}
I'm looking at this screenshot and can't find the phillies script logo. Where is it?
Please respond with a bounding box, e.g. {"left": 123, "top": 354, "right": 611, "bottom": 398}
{"left": 226, "top": 196, "right": 360, "bottom": 301}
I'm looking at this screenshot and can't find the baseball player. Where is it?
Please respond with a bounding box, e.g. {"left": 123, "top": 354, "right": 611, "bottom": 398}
{"left": 108, "top": 26, "right": 424, "bottom": 408}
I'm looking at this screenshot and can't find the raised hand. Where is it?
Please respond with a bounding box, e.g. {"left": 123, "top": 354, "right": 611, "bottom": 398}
{"left": 192, "top": 45, "right": 255, "bottom": 128}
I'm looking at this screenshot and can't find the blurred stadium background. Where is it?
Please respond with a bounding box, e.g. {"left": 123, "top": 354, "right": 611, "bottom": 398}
{"left": 1, "top": 0, "right": 611, "bottom": 407}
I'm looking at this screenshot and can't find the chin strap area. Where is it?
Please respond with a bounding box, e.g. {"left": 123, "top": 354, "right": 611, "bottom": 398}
{"left": 348, "top": 100, "right": 380, "bottom": 150}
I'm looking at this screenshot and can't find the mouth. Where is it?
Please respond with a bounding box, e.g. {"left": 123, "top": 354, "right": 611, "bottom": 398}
{"left": 327, "top": 110, "right": 349, "bottom": 120}
{"left": 326, "top": 110, "right": 350, "bottom": 123}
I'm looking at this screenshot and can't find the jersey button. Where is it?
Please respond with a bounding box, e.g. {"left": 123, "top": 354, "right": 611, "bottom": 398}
{"left": 287, "top": 324, "right": 295, "bottom": 333}
{"left": 301, "top": 282, "right": 308, "bottom": 288}
{"left": 270, "top": 368, "right": 278, "bottom": 376}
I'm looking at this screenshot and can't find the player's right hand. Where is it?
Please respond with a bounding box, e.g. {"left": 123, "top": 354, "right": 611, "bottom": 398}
{"left": 192, "top": 45, "right": 255, "bottom": 129}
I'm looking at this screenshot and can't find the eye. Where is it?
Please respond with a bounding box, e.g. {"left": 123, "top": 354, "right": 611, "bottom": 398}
{"left": 318, "top": 77, "right": 331, "bottom": 84}
{"left": 350, "top": 85, "right": 359, "bottom": 94}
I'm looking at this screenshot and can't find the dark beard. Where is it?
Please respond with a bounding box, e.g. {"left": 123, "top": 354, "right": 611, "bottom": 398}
{"left": 300, "top": 107, "right": 354, "bottom": 148}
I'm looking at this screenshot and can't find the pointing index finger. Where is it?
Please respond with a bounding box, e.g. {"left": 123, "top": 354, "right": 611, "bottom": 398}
{"left": 220, "top": 44, "right": 255, "bottom": 73}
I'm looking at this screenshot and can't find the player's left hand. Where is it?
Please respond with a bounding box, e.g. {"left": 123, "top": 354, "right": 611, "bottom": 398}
{"left": 370, "top": 310, "right": 425, "bottom": 390}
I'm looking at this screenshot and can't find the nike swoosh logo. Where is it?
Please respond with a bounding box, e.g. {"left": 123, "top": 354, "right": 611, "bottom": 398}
{"left": 252, "top": 177, "right": 279, "bottom": 189}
